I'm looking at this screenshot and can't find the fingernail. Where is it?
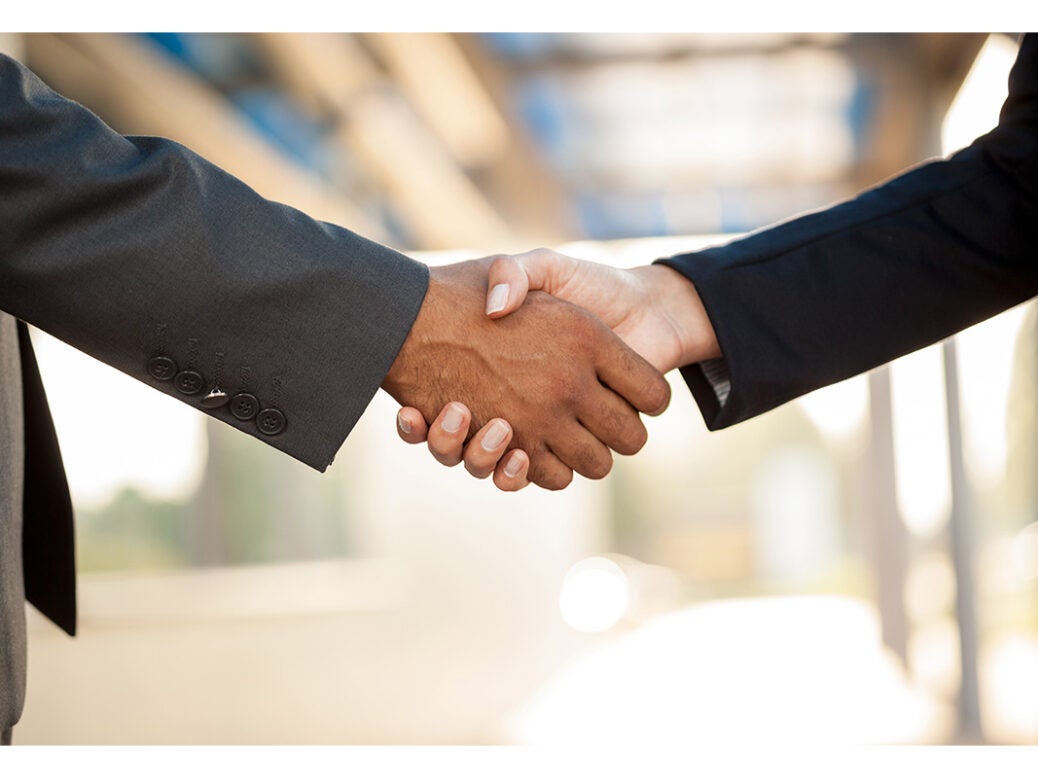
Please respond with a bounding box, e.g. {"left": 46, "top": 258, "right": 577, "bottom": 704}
{"left": 481, "top": 420, "right": 509, "bottom": 451}
{"left": 397, "top": 413, "right": 412, "bottom": 435}
{"left": 504, "top": 453, "right": 524, "bottom": 478}
{"left": 486, "top": 283, "right": 509, "bottom": 315}
{"left": 442, "top": 403, "right": 465, "bottom": 434}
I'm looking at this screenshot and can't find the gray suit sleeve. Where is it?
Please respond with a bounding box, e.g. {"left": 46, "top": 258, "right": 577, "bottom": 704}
{"left": 0, "top": 53, "right": 429, "bottom": 471}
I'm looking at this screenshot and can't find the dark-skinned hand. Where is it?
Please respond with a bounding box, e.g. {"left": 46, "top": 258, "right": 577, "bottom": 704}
{"left": 381, "top": 259, "right": 671, "bottom": 490}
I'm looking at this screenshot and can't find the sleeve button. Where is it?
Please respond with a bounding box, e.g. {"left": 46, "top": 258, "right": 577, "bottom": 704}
{"left": 147, "top": 355, "right": 178, "bottom": 381}
{"left": 230, "top": 392, "right": 259, "bottom": 421}
{"left": 174, "top": 370, "right": 204, "bottom": 395}
{"left": 200, "top": 388, "right": 230, "bottom": 409}
{"left": 256, "top": 408, "right": 286, "bottom": 436}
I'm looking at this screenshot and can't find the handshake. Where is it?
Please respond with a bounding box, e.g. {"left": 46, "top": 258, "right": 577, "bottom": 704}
{"left": 381, "top": 248, "right": 721, "bottom": 491}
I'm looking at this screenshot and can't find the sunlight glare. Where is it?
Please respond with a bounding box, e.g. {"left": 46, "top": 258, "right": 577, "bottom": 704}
{"left": 559, "top": 556, "right": 630, "bottom": 633}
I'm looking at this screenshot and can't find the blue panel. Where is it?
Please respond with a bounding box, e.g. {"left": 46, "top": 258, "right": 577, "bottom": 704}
{"left": 577, "top": 191, "right": 670, "bottom": 240}
{"left": 229, "top": 88, "right": 331, "bottom": 176}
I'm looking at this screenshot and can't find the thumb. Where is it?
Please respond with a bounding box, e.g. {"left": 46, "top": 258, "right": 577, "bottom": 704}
{"left": 484, "top": 255, "right": 531, "bottom": 318}
{"left": 484, "top": 249, "right": 575, "bottom": 319}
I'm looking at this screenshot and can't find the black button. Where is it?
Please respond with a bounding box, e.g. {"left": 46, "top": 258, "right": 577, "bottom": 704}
{"left": 256, "top": 408, "right": 286, "bottom": 436}
{"left": 200, "top": 388, "right": 230, "bottom": 409}
{"left": 174, "top": 370, "right": 204, "bottom": 396}
{"left": 148, "top": 355, "right": 177, "bottom": 381}
{"left": 230, "top": 392, "right": 259, "bottom": 420}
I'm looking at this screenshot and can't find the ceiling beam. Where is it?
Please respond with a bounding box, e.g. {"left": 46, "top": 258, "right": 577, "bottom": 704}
{"left": 256, "top": 33, "right": 517, "bottom": 251}
{"left": 362, "top": 33, "right": 510, "bottom": 171}
{"left": 23, "top": 33, "right": 383, "bottom": 240}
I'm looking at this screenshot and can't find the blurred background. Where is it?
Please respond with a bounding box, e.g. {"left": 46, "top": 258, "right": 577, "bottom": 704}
{"left": 1, "top": 31, "right": 1035, "bottom": 745}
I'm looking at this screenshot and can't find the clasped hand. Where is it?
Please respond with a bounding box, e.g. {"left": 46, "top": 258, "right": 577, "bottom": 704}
{"left": 382, "top": 249, "right": 719, "bottom": 491}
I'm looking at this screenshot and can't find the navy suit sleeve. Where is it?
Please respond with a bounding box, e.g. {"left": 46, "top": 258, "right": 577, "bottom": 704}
{"left": 0, "top": 54, "right": 429, "bottom": 471}
{"left": 656, "top": 34, "right": 1038, "bottom": 429}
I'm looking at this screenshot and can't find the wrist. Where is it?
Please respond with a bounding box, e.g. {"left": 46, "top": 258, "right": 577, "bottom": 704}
{"left": 382, "top": 268, "right": 442, "bottom": 401}
{"left": 381, "top": 263, "right": 487, "bottom": 410}
{"left": 642, "top": 265, "right": 721, "bottom": 366}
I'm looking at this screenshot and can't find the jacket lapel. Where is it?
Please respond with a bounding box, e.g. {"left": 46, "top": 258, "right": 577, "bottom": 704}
{"left": 17, "top": 321, "right": 76, "bottom": 637}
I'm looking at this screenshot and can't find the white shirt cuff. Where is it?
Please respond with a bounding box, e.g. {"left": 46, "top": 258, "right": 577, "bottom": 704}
{"left": 699, "top": 357, "right": 731, "bottom": 408}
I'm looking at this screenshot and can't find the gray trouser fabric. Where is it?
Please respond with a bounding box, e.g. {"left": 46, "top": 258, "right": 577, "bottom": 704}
{"left": 0, "top": 314, "right": 27, "bottom": 736}
{"left": 2, "top": 727, "right": 12, "bottom": 745}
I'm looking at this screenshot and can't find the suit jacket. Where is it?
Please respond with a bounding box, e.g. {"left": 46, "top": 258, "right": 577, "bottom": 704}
{"left": 0, "top": 54, "right": 429, "bottom": 734}
{"left": 658, "top": 34, "right": 1038, "bottom": 429}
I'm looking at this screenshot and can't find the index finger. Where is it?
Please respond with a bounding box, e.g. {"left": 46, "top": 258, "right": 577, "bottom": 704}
{"left": 594, "top": 331, "right": 671, "bottom": 417}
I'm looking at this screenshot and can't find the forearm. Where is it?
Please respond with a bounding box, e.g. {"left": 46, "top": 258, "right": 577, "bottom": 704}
{"left": 658, "top": 146, "right": 1038, "bottom": 429}
{"left": 0, "top": 53, "right": 429, "bottom": 470}
{"left": 652, "top": 35, "right": 1038, "bottom": 429}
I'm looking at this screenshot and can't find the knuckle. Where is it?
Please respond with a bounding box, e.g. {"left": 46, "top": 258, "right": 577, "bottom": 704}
{"left": 550, "top": 372, "right": 584, "bottom": 407}
{"left": 464, "top": 460, "right": 493, "bottom": 479}
{"left": 614, "top": 421, "right": 648, "bottom": 456}
{"left": 428, "top": 435, "right": 463, "bottom": 467}
{"left": 586, "top": 399, "right": 646, "bottom": 455}
{"left": 647, "top": 374, "right": 672, "bottom": 412}
{"left": 433, "top": 452, "right": 462, "bottom": 468}
{"left": 530, "top": 461, "right": 572, "bottom": 491}
{"left": 494, "top": 472, "right": 524, "bottom": 492}
{"left": 570, "top": 307, "right": 600, "bottom": 337}
{"left": 541, "top": 470, "right": 573, "bottom": 491}
{"left": 583, "top": 453, "right": 613, "bottom": 481}
{"left": 487, "top": 254, "right": 510, "bottom": 273}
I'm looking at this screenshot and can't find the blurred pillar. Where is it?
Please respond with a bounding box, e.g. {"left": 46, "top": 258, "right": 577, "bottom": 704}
{"left": 850, "top": 35, "right": 987, "bottom": 714}
{"left": 866, "top": 367, "right": 909, "bottom": 664}
{"left": 942, "top": 340, "right": 984, "bottom": 742}
{"left": 921, "top": 34, "right": 987, "bottom": 743}
{"left": 190, "top": 418, "right": 228, "bottom": 565}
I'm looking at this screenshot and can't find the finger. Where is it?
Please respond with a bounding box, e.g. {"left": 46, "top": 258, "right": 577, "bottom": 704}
{"left": 463, "top": 418, "right": 514, "bottom": 479}
{"left": 485, "top": 250, "right": 578, "bottom": 319}
{"left": 548, "top": 423, "right": 614, "bottom": 481}
{"left": 485, "top": 255, "right": 531, "bottom": 318}
{"left": 426, "top": 402, "right": 472, "bottom": 467}
{"left": 513, "top": 248, "right": 580, "bottom": 295}
{"left": 527, "top": 447, "right": 574, "bottom": 491}
{"left": 577, "top": 385, "right": 649, "bottom": 457}
{"left": 493, "top": 449, "right": 530, "bottom": 492}
{"left": 396, "top": 407, "right": 429, "bottom": 444}
{"left": 594, "top": 333, "right": 672, "bottom": 417}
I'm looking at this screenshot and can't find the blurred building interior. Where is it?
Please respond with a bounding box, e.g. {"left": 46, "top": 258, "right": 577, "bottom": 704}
{"left": 0, "top": 32, "right": 1034, "bottom": 745}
